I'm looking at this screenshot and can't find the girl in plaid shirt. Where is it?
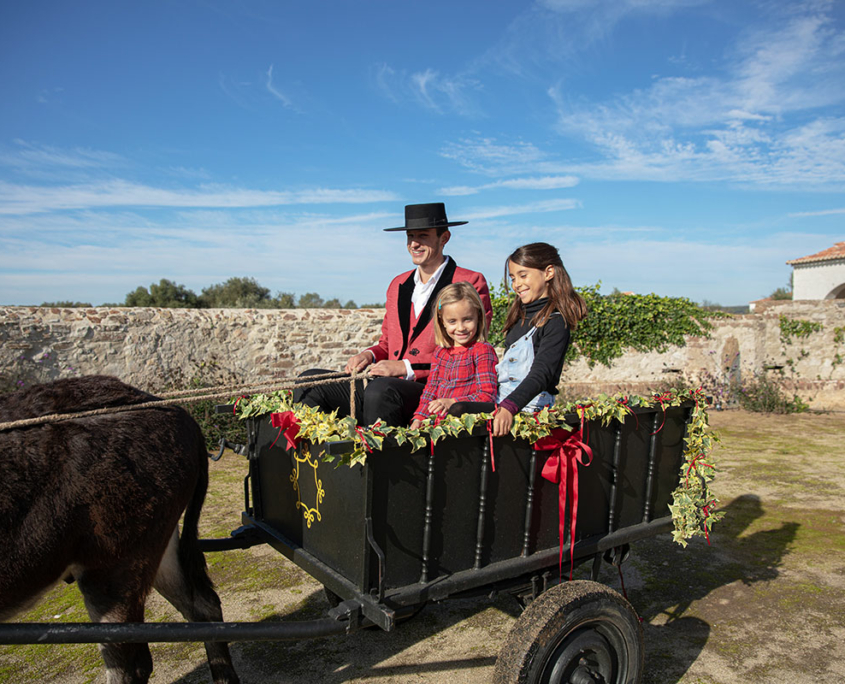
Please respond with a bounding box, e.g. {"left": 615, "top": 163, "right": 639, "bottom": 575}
{"left": 409, "top": 282, "right": 498, "bottom": 428}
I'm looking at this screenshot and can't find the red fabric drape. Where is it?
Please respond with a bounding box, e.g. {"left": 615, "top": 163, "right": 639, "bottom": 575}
{"left": 534, "top": 427, "right": 593, "bottom": 580}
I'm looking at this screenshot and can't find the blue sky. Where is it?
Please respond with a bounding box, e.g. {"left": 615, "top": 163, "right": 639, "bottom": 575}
{"left": 1, "top": 0, "right": 843, "bottom": 306}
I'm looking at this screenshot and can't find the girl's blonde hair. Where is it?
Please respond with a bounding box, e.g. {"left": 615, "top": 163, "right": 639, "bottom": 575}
{"left": 503, "top": 242, "right": 588, "bottom": 334}
{"left": 432, "top": 282, "right": 488, "bottom": 347}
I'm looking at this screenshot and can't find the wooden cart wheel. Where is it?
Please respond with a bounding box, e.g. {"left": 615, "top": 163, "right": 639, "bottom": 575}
{"left": 493, "top": 580, "right": 643, "bottom": 684}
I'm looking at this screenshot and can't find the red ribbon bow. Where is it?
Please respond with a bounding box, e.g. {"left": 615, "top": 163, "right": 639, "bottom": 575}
{"left": 270, "top": 411, "right": 302, "bottom": 451}
{"left": 354, "top": 426, "right": 374, "bottom": 453}
{"left": 534, "top": 427, "right": 593, "bottom": 580}
{"left": 354, "top": 421, "right": 384, "bottom": 453}
{"left": 691, "top": 387, "right": 704, "bottom": 407}
{"left": 684, "top": 453, "right": 713, "bottom": 487}
{"left": 650, "top": 391, "right": 673, "bottom": 435}
{"left": 232, "top": 394, "right": 248, "bottom": 416}
{"left": 702, "top": 501, "right": 715, "bottom": 545}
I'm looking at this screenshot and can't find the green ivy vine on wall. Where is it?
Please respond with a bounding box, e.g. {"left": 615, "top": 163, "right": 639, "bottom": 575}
{"left": 488, "top": 281, "right": 715, "bottom": 368}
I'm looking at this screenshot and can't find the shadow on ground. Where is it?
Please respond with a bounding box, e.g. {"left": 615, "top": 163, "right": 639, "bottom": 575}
{"left": 632, "top": 493, "right": 799, "bottom": 683}
{"left": 163, "top": 494, "right": 799, "bottom": 683}
{"left": 168, "top": 586, "right": 519, "bottom": 683}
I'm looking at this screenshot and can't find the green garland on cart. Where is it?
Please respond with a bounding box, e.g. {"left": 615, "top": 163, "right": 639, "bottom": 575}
{"left": 233, "top": 387, "right": 721, "bottom": 546}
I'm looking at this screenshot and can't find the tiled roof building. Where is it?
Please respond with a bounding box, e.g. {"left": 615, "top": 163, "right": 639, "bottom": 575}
{"left": 787, "top": 241, "right": 845, "bottom": 299}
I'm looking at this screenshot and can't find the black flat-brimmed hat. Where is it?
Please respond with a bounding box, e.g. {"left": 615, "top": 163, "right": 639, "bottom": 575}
{"left": 384, "top": 202, "right": 468, "bottom": 232}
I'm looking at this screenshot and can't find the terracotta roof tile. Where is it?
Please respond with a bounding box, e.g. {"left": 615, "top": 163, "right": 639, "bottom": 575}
{"left": 786, "top": 241, "right": 845, "bottom": 265}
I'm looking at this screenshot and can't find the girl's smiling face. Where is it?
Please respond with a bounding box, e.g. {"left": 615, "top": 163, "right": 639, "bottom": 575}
{"left": 440, "top": 298, "right": 479, "bottom": 348}
{"left": 508, "top": 260, "right": 554, "bottom": 304}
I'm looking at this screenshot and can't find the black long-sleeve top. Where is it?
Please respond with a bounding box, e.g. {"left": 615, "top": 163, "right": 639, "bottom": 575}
{"left": 498, "top": 298, "right": 571, "bottom": 414}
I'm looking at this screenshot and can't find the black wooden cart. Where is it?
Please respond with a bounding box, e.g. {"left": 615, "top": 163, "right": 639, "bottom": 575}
{"left": 227, "top": 402, "right": 690, "bottom": 683}
{"left": 1, "top": 402, "right": 692, "bottom": 684}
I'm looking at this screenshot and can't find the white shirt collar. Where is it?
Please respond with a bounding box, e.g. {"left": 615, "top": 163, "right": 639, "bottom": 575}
{"left": 412, "top": 255, "right": 450, "bottom": 313}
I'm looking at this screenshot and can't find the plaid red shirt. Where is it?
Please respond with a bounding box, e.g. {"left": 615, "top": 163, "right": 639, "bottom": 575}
{"left": 413, "top": 341, "right": 499, "bottom": 420}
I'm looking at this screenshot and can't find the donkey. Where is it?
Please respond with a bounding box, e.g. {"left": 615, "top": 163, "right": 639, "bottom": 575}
{"left": 0, "top": 375, "right": 239, "bottom": 684}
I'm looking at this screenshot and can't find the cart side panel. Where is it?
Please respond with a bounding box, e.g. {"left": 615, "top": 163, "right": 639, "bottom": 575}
{"left": 253, "top": 416, "right": 303, "bottom": 548}
{"left": 617, "top": 419, "right": 651, "bottom": 530}
{"left": 369, "top": 444, "right": 427, "bottom": 590}
{"left": 567, "top": 420, "right": 615, "bottom": 544}
{"left": 426, "top": 436, "right": 485, "bottom": 576}
{"left": 650, "top": 406, "right": 690, "bottom": 516}
{"left": 482, "top": 437, "right": 534, "bottom": 565}
{"left": 251, "top": 419, "right": 370, "bottom": 591}
{"left": 245, "top": 405, "right": 693, "bottom": 602}
{"left": 372, "top": 434, "right": 558, "bottom": 590}
{"left": 370, "top": 434, "right": 508, "bottom": 590}
{"left": 485, "top": 418, "right": 616, "bottom": 558}
{"left": 300, "top": 443, "right": 369, "bottom": 589}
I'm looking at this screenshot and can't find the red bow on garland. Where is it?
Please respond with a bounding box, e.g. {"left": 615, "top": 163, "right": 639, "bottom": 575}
{"left": 534, "top": 427, "right": 593, "bottom": 580}
{"left": 355, "top": 420, "right": 385, "bottom": 454}
{"left": 270, "top": 411, "right": 302, "bottom": 451}
{"left": 650, "top": 391, "right": 674, "bottom": 435}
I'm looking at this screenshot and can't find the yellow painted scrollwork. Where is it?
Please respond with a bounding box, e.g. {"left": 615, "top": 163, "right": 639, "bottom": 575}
{"left": 290, "top": 448, "right": 324, "bottom": 527}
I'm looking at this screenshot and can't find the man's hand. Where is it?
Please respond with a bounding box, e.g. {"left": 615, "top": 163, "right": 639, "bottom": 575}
{"left": 345, "top": 352, "right": 373, "bottom": 374}
{"left": 410, "top": 418, "right": 423, "bottom": 430}
{"left": 368, "top": 360, "right": 408, "bottom": 378}
{"left": 427, "top": 397, "right": 455, "bottom": 416}
{"left": 492, "top": 407, "right": 514, "bottom": 437}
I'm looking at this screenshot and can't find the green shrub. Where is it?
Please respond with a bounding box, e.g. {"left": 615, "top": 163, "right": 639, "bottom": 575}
{"left": 182, "top": 397, "right": 247, "bottom": 451}
{"left": 158, "top": 357, "right": 248, "bottom": 450}
{"left": 731, "top": 372, "right": 809, "bottom": 414}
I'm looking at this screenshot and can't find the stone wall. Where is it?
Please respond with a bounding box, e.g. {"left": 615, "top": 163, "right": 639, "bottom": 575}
{"left": 561, "top": 299, "right": 845, "bottom": 407}
{"left": 0, "top": 307, "right": 384, "bottom": 393}
{"left": 2, "top": 300, "right": 843, "bottom": 407}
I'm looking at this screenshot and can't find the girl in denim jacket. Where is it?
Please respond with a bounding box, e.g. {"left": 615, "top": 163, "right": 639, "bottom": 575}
{"left": 491, "top": 243, "right": 588, "bottom": 436}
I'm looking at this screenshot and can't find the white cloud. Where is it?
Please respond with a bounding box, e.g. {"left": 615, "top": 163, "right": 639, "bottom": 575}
{"left": 440, "top": 175, "right": 580, "bottom": 196}
{"left": 463, "top": 198, "right": 580, "bottom": 221}
{"left": 218, "top": 72, "right": 253, "bottom": 110}
{"left": 0, "top": 208, "right": 413, "bottom": 306}
{"left": 544, "top": 2, "right": 845, "bottom": 186}
{"left": 480, "top": 0, "right": 711, "bottom": 77}
{"left": 374, "top": 63, "right": 399, "bottom": 103}
{"left": 440, "top": 137, "right": 549, "bottom": 174}
{"left": 265, "top": 64, "right": 292, "bottom": 107}
{"left": 788, "top": 206, "right": 845, "bottom": 217}
{"left": 0, "top": 140, "right": 126, "bottom": 180}
{"left": 538, "top": 0, "right": 704, "bottom": 12}
{"left": 0, "top": 179, "right": 400, "bottom": 215}
{"left": 411, "top": 69, "right": 440, "bottom": 111}
{"left": 1, "top": 204, "right": 834, "bottom": 309}
{"left": 561, "top": 231, "right": 832, "bottom": 304}
{"left": 374, "top": 63, "right": 482, "bottom": 116}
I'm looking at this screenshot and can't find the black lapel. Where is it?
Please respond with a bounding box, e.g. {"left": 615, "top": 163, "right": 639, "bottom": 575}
{"left": 397, "top": 270, "right": 415, "bottom": 359}
{"left": 410, "top": 258, "right": 456, "bottom": 344}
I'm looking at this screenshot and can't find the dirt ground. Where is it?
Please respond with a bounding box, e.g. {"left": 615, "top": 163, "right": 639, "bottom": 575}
{"left": 2, "top": 408, "right": 844, "bottom": 683}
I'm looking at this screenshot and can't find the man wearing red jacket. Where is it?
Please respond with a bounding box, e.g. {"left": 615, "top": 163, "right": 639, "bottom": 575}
{"left": 294, "top": 203, "right": 492, "bottom": 426}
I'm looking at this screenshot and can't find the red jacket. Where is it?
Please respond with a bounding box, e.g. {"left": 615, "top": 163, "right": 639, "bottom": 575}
{"left": 367, "top": 259, "right": 492, "bottom": 382}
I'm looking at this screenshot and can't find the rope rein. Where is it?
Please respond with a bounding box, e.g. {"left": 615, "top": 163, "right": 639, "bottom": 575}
{"left": 0, "top": 371, "right": 371, "bottom": 432}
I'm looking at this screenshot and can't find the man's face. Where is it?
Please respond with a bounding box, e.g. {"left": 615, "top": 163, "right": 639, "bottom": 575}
{"left": 406, "top": 229, "right": 449, "bottom": 269}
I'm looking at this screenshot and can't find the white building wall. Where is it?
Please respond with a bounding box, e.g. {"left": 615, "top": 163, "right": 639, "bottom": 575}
{"left": 791, "top": 258, "right": 845, "bottom": 299}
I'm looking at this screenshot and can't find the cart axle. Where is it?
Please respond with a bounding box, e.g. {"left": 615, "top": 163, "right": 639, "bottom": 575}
{"left": 0, "top": 619, "right": 350, "bottom": 645}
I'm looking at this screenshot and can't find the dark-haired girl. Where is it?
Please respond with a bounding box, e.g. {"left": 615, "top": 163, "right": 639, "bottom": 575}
{"left": 492, "top": 242, "right": 588, "bottom": 436}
